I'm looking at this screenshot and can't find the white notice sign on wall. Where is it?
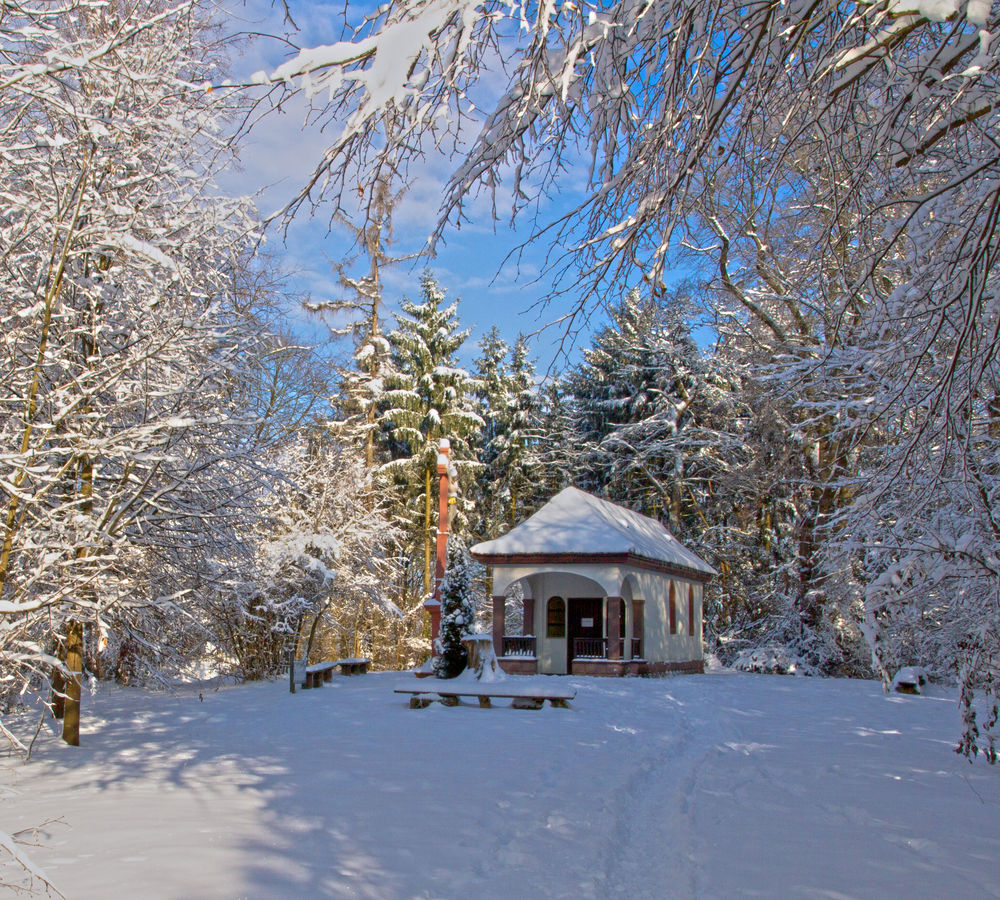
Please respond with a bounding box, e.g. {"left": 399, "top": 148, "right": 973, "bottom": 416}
{"left": 581, "top": 617, "right": 594, "bottom": 628}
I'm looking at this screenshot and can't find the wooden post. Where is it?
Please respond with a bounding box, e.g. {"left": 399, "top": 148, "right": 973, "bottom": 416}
{"left": 434, "top": 440, "right": 451, "bottom": 591}
{"left": 424, "top": 465, "right": 432, "bottom": 596}
{"left": 425, "top": 438, "right": 452, "bottom": 655}
{"left": 607, "top": 597, "right": 622, "bottom": 660}
{"left": 61, "top": 621, "right": 84, "bottom": 746}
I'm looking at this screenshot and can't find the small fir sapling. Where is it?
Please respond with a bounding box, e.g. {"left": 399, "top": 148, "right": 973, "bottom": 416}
{"left": 433, "top": 540, "right": 477, "bottom": 678}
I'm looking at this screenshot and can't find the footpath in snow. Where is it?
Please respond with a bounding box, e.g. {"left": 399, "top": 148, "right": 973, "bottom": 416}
{"left": 2, "top": 670, "right": 998, "bottom": 899}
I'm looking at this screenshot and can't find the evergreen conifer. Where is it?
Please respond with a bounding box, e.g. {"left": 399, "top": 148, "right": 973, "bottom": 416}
{"left": 377, "top": 273, "right": 482, "bottom": 596}
{"left": 433, "top": 539, "right": 477, "bottom": 678}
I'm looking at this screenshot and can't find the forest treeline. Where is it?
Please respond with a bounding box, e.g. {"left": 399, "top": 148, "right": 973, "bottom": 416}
{"left": 2, "top": 0, "right": 998, "bottom": 762}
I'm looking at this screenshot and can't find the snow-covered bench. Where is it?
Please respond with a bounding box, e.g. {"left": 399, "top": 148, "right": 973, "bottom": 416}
{"left": 333, "top": 657, "right": 370, "bottom": 676}
{"left": 304, "top": 662, "right": 337, "bottom": 688}
{"left": 394, "top": 682, "right": 575, "bottom": 709}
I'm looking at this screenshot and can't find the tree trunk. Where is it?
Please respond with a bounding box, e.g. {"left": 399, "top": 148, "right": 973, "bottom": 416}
{"left": 61, "top": 621, "right": 84, "bottom": 746}
{"left": 51, "top": 637, "right": 66, "bottom": 720}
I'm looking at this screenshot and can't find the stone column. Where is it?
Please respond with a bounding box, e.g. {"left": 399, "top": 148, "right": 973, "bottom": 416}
{"left": 492, "top": 595, "right": 506, "bottom": 657}
{"left": 523, "top": 597, "right": 535, "bottom": 636}
{"left": 607, "top": 596, "right": 622, "bottom": 660}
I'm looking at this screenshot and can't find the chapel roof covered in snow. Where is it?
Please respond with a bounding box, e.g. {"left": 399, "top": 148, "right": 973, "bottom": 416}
{"left": 471, "top": 487, "right": 716, "bottom": 581}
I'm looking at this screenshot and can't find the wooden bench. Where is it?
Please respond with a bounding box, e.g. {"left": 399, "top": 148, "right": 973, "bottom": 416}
{"left": 304, "top": 662, "right": 337, "bottom": 689}
{"left": 333, "top": 658, "right": 370, "bottom": 676}
{"left": 394, "top": 683, "right": 575, "bottom": 710}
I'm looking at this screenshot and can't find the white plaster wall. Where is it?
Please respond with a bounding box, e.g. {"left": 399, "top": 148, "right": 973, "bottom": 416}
{"left": 638, "top": 571, "right": 703, "bottom": 662}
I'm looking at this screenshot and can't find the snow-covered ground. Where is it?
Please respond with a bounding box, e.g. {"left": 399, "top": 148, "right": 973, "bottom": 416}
{"left": 3, "top": 671, "right": 998, "bottom": 899}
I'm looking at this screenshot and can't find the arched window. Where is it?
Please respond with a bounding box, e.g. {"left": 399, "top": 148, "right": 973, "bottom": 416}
{"left": 546, "top": 597, "right": 566, "bottom": 638}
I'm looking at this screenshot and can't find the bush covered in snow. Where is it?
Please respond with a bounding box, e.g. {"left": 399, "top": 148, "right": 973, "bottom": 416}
{"left": 732, "top": 646, "right": 817, "bottom": 677}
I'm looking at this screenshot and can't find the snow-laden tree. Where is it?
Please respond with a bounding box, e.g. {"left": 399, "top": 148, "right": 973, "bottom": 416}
{"left": 207, "top": 425, "right": 403, "bottom": 681}
{"left": 317, "top": 177, "right": 409, "bottom": 473}
{"left": 471, "top": 330, "right": 541, "bottom": 538}
{"left": 563, "top": 292, "right": 723, "bottom": 522}
{"left": 0, "top": 0, "right": 265, "bottom": 744}
{"left": 377, "top": 273, "right": 483, "bottom": 597}
{"left": 433, "top": 538, "right": 477, "bottom": 678}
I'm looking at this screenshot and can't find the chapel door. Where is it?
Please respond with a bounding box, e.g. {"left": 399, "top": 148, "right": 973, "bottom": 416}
{"left": 567, "top": 597, "right": 604, "bottom": 662}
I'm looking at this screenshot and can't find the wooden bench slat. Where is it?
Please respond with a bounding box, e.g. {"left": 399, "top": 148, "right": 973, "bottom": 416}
{"left": 393, "top": 683, "right": 574, "bottom": 709}
{"left": 393, "top": 687, "right": 575, "bottom": 700}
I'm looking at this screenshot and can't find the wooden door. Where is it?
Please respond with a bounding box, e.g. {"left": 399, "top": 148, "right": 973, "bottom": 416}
{"left": 568, "top": 597, "right": 604, "bottom": 660}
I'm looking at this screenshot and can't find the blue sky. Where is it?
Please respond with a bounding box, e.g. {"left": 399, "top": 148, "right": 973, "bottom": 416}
{"left": 218, "top": 0, "right": 699, "bottom": 374}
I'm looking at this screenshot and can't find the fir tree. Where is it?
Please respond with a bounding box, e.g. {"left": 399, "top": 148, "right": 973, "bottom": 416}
{"left": 472, "top": 331, "right": 542, "bottom": 538}
{"left": 564, "top": 289, "right": 733, "bottom": 529}
{"left": 377, "top": 273, "right": 483, "bottom": 596}
{"left": 433, "top": 539, "right": 477, "bottom": 678}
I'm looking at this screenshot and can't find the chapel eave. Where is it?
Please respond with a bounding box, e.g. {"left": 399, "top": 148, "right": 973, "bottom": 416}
{"left": 470, "top": 550, "right": 714, "bottom": 584}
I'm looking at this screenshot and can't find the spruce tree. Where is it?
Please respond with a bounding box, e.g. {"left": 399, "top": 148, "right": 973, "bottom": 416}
{"left": 564, "top": 289, "right": 732, "bottom": 528}
{"left": 377, "top": 273, "right": 482, "bottom": 596}
{"left": 471, "top": 327, "right": 511, "bottom": 538}
{"left": 498, "top": 336, "right": 541, "bottom": 527}
{"left": 433, "top": 539, "right": 477, "bottom": 678}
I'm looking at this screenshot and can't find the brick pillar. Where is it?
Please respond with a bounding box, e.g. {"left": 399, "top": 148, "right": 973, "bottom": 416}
{"left": 607, "top": 596, "right": 622, "bottom": 660}
{"left": 492, "top": 595, "right": 506, "bottom": 657}
{"left": 623, "top": 597, "right": 632, "bottom": 660}
{"left": 523, "top": 597, "right": 535, "bottom": 636}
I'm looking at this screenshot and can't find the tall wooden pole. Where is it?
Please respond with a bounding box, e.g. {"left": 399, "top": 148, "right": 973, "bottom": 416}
{"left": 423, "top": 438, "right": 451, "bottom": 652}
{"left": 423, "top": 465, "right": 432, "bottom": 596}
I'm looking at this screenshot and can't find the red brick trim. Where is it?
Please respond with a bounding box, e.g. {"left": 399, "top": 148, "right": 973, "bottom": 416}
{"left": 571, "top": 659, "right": 639, "bottom": 677}
{"left": 568, "top": 658, "right": 703, "bottom": 677}
{"left": 497, "top": 658, "right": 538, "bottom": 676}
{"left": 471, "top": 551, "right": 712, "bottom": 584}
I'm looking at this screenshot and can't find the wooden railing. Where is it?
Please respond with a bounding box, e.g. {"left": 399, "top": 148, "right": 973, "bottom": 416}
{"left": 501, "top": 635, "right": 536, "bottom": 657}
{"left": 573, "top": 637, "right": 607, "bottom": 659}
{"left": 571, "top": 637, "right": 642, "bottom": 660}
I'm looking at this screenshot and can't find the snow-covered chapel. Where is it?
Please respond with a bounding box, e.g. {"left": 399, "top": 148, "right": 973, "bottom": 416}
{"left": 471, "top": 487, "right": 716, "bottom": 676}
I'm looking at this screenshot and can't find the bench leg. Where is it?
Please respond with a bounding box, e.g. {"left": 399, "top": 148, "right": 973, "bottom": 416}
{"left": 324, "top": 669, "right": 333, "bottom": 683}
{"left": 409, "top": 696, "right": 433, "bottom": 709}
{"left": 549, "top": 698, "right": 569, "bottom": 708}
{"left": 477, "top": 696, "right": 492, "bottom": 708}
{"left": 512, "top": 697, "right": 544, "bottom": 710}
{"left": 440, "top": 695, "right": 459, "bottom": 707}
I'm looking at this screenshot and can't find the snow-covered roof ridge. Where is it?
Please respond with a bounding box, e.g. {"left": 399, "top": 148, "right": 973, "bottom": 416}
{"left": 471, "top": 487, "right": 717, "bottom": 577}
